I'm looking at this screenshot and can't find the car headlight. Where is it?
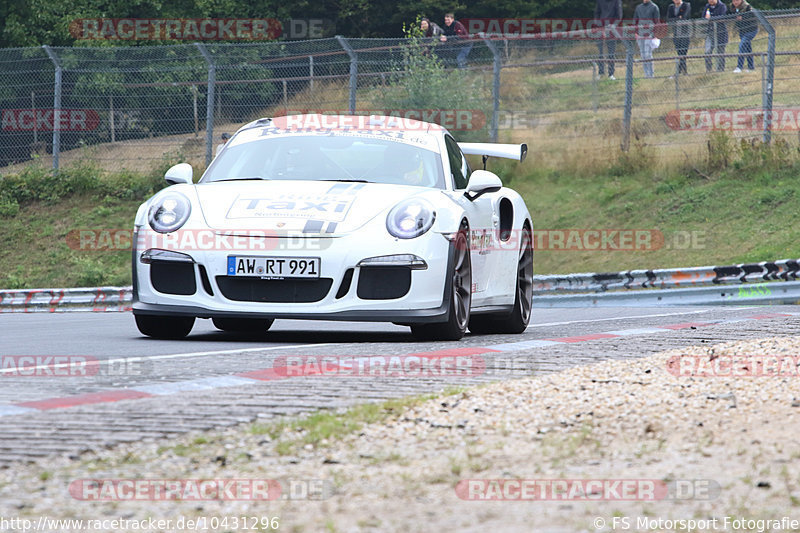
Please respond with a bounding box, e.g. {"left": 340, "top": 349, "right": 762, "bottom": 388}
{"left": 148, "top": 193, "right": 191, "bottom": 234}
{"left": 386, "top": 198, "right": 436, "bottom": 239}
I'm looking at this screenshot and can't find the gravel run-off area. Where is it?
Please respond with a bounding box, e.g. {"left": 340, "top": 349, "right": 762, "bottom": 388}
{"left": 2, "top": 335, "right": 800, "bottom": 532}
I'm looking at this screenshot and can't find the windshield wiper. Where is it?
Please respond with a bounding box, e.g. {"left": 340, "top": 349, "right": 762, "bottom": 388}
{"left": 214, "top": 176, "right": 271, "bottom": 182}
{"left": 319, "top": 179, "right": 369, "bottom": 183}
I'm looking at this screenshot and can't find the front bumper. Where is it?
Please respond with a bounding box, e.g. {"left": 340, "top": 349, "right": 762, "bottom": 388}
{"left": 132, "top": 227, "right": 454, "bottom": 324}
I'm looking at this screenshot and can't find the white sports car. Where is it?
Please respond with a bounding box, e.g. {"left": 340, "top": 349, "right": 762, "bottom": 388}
{"left": 132, "top": 114, "right": 533, "bottom": 340}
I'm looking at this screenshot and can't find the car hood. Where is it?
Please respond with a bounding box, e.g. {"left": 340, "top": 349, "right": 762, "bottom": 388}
{"left": 195, "top": 180, "right": 428, "bottom": 235}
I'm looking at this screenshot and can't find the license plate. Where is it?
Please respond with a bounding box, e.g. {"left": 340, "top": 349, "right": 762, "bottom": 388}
{"left": 227, "top": 256, "right": 320, "bottom": 279}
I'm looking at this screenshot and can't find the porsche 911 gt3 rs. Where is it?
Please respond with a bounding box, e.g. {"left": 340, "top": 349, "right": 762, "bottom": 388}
{"left": 132, "top": 114, "right": 533, "bottom": 340}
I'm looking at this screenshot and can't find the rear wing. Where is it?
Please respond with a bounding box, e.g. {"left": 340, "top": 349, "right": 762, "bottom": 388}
{"left": 458, "top": 142, "right": 528, "bottom": 162}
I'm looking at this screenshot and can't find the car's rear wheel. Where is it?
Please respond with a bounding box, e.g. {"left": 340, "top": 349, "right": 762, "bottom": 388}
{"left": 411, "top": 226, "right": 471, "bottom": 341}
{"left": 468, "top": 225, "right": 533, "bottom": 334}
{"left": 135, "top": 314, "right": 195, "bottom": 339}
{"left": 212, "top": 317, "right": 274, "bottom": 332}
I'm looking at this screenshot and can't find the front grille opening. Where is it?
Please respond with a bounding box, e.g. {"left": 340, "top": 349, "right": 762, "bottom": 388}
{"left": 150, "top": 262, "right": 197, "bottom": 295}
{"left": 215, "top": 276, "right": 333, "bottom": 303}
{"left": 198, "top": 264, "right": 214, "bottom": 296}
{"left": 336, "top": 268, "right": 354, "bottom": 299}
{"left": 357, "top": 267, "right": 411, "bottom": 300}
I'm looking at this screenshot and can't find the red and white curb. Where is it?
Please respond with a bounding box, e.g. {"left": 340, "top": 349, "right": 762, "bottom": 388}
{"left": 1, "top": 313, "right": 796, "bottom": 418}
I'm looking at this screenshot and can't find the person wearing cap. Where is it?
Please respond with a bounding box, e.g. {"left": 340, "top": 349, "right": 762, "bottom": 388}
{"left": 731, "top": 0, "right": 757, "bottom": 72}
{"left": 702, "top": 0, "right": 728, "bottom": 72}
{"left": 215, "top": 132, "right": 230, "bottom": 157}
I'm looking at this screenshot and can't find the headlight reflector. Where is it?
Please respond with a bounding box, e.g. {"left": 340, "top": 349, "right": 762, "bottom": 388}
{"left": 148, "top": 193, "right": 191, "bottom": 234}
{"left": 386, "top": 198, "right": 436, "bottom": 239}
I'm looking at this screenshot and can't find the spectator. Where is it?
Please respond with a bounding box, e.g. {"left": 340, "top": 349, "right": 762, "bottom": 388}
{"left": 215, "top": 132, "right": 230, "bottom": 157}
{"left": 667, "top": 0, "right": 691, "bottom": 75}
{"left": 420, "top": 17, "right": 443, "bottom": 39}
{"left": 731, "top": 0, "right": 757, "bottom": 72}
{"left": 702, "top": 0, "right": 728, "bottom": 72}
{"left": 441, "top": 13, "right": 472, "bottom": 68}
{"left": 594, "top": 0, "right": 623, "bottom": 80}
{"left": 634, "top": 0, "right": 661, "bottom": 78}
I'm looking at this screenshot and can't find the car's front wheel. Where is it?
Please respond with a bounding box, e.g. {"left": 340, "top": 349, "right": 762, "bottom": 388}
{"left": 135, "top": 314, "right": 195, "bottom": 339}
{"left": 411, "top": 226, "right": 471, "bottom": 341}
{"left": 468, "top": 225, "right": 533, "bottom": 334}
{"left": 212, "top": 318, "right": 274, "bottom": 332}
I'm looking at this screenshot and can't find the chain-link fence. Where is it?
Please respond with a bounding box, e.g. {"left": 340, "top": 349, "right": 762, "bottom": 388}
{"left": 1, "top": 9, "right": 798, "bottom": 175}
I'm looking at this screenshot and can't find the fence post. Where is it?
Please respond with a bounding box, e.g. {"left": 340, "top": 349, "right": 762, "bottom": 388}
{"left": 753, "top": 9, "right": 775, "bottom": 144}
{"left": 192, "top": 85, "right": 199, "bottom": 137}
{"left": 622, "top": 39, "right": 635, "bottom": 152}
{"left": 109, "top": 96, "right": 115, "bottom": 143}
{"left": 31, "top": 91, "right": 38, "bottom": 145}
{"left": 42, "top": 45, "right": 62, "bottom": 172}
{"left": 480, "top": 34, "right": 501, "bottom": 143}
{"left": 309, "top": 55, "right": 315, "bottom": 93}
{"left": 674, "top": 60, "right": 680, "bottom": 111}
{"left": 591, "top": 61, "right": 598, "bottom": 113}
{"left": 336, "top": 36, "right": 357, "bottom": 113}
{"left": 195, "top": 43, "right": 216, "bottom": 167}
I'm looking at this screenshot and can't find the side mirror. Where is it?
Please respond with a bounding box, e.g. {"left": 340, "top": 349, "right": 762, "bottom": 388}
{"left": 465, "top": 170, "right": 502, "bottom": 201}
{"left": 165, "top": 163, "right": 193, "bottom": 185}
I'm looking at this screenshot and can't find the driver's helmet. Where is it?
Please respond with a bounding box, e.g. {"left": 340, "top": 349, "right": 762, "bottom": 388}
{"left": 387, "top": 144, "right": 426, "bottom": 185}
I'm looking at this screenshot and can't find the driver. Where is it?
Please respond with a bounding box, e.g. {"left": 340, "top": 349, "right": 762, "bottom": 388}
{"left": 387, "top": 144, "right": 427, "bottom": 186}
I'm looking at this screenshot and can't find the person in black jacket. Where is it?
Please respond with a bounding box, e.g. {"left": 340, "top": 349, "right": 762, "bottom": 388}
{"left": 702, "top": 0, "right": 728, "bottom": 71}
{"left": 667, "top": 0, "right": 691, "bottom": 75}
{"left": 731, "top": 0, "right": 758, "bottom": 71}
{"left": 441, "top": 13, "right": 472, "bottom": 68}
{"left": 594, "top": 0, "right": 623, "bottom": 79}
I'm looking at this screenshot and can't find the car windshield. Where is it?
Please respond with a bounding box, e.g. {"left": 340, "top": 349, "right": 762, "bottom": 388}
{"left": 203, "top": 135, "right": 445, "bottom": 188}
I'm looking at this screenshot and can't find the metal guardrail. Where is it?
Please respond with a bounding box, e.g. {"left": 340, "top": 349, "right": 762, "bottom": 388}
{"left": 2, "top": 259, "right": 800, "bottom": 312}
{"left": 532, "top": 259, "right": 800, "bottom": 307}
{"left": 0, "top": 287, "right": 132, "bottom": 313}
{"left": 533, "top": 259, "right": 800, "bottom": 293}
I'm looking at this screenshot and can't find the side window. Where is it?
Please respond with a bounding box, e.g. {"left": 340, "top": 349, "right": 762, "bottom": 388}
{"left": 445, "top": 135, "right": 470, "bottom": 189}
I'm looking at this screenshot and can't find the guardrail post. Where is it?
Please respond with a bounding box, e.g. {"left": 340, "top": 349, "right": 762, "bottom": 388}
{"left": 336, "top": 36, "right": 357, "bottom": 113}
{"left": 480, "top": 34, "right": 501, "bottom": 142}
{"left": 42, "top": 45, "right": 62, "bottom": 172}
{"left": 752, "top": 9, "right": 775, "bottom": 144}
{"left": 195, "top": 43, "right": 215, "bottom": 167}
{"left": 622, "top": 39, "right": 635, "bottom": 152}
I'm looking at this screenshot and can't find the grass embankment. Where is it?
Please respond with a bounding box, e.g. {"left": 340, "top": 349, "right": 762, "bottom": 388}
{"left": 1, "top": 137, "right": 798, "bottom": 289}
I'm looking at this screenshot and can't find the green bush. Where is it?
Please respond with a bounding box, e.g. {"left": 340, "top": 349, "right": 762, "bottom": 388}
{"left": 375, "top": 19, "right": 490, "bottom": 142}
{"left": 0, "top": 161, "right": 165, "bottom": 217}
